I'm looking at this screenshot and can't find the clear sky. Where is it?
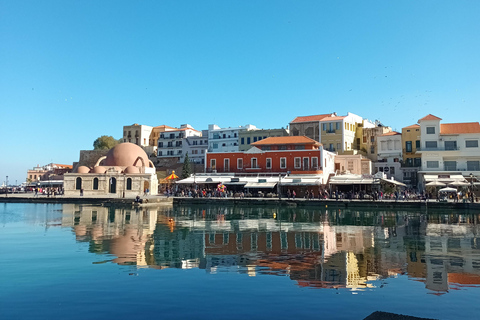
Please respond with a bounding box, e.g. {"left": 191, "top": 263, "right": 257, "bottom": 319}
{"left": 1, "top": 0, "right": 479, "bottom": 185}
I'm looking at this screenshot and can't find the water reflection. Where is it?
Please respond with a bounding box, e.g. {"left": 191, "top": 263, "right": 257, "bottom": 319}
{"left": 62, "top": 204, "right": 480, "bottom": 294}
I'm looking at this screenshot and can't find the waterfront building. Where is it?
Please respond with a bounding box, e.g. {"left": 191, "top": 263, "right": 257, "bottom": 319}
{"left": 27, "top": 163, "right": 73, "bottom": 183}
{"left": 289, "top": 113, "right": 335, "bottom": 142}
{"left": 148, "top": 125, "right": 177, "bottom": 156}
{"left": 208, "top": 124, "right": 257, "bottom": 153}
{"left": 401, "top": 124, "right": 421, "bottom": 189}
{"left": 416, "top": 114, "right": 480, "bottom": 187}
{"left": 238, "top": 127, "right": 289, "bottom": 151}
{"left": 373, "top": 131, "right": 403, "bottom": 182}
{"left": 335, "top": 154, "right": 372, "bottom": 175}
{"left": 157, "top": 124, "right": 201, "bottom": 160}
{"left": 64, "top": 142, "right": 158, "bottom": 196}
{"left": 200, "top": 136, "right": 336, "bottom": 196}
{"left": 182, "top": 130, "right": 208, "bottom": 164}
{"left": 362, "top": 124, "right": 393, "bottom": 162}
{"left": 123, "top": 123, "right": 153, "bottom": 147}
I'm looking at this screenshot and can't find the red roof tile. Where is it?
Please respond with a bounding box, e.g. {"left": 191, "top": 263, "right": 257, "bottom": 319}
{"left": 319, "top": 116, "right": 347, "bottom": 122}
{"left": 380, "top": 131, "right": 401, "bottom": 136}
{"left": 290, "top": 114, "right": 332, "bottom": 123}
{"left": 419, "top": 114, "right": 442, "bottom": 121}
{"left": 441, "top": 122, "right": 480, "bottom": 134}
{"left": 403, "top": 124, "right": 420, "bottom": 129}
{"left": 252, "top": 136, "right": 320, "bottom": 145}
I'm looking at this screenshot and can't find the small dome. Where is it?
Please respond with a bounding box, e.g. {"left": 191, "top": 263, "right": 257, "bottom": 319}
{"left": 92, "top": 166, "right": 106, "bottom": 174}
{"left": 103, "top": 143, "right": 150, "bottom": 167}
{"left": 77, "top": 166, "right": 90, "bottom": 173}
{"left": 124, "top": 166, "right": 139, "bottom": 174}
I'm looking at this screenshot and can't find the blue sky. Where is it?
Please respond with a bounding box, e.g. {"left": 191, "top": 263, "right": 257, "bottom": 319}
{"left": 1, "top": 0, "right": 479, "bottom": 185}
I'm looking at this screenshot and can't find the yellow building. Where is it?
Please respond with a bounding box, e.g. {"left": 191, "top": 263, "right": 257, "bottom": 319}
{"left": 401, "top": 124, "right": 421, "bottom": 188}
{"left": 319, "top": 112, "right": 365, "bottom": 154}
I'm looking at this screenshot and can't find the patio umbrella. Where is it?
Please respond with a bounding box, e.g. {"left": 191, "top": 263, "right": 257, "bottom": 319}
{"left": 165, "top": 171, "right": 179, "bottom": 180}
{"left": 448, "top": 181, "right": 469, "bottom": 187}
{"left": 438, "top": 187, "right": 457, "bottom": 193}
{"left": 426, "top": 181, "right": 446, "bottom": 187}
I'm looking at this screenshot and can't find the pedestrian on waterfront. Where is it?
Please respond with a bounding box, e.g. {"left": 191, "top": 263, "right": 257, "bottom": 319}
{"left": 292, "top": 190, "right": 296, "bottom": 199}
{"left": 287, "top": 189, "right": 291, "bottom": 199}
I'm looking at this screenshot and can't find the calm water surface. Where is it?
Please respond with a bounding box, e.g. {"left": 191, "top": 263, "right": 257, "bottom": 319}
{"left": 2, "top": 203, "right": 480, "bottom": 319}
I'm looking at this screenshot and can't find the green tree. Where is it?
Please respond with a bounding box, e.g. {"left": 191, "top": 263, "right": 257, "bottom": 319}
{"left": 181, "top": 153, "right": 192, "bottom": 179}
{"left": 93, "top": 135, "right": 121, "bottom": 150}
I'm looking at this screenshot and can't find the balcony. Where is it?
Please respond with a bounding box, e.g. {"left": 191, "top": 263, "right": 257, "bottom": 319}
{"left": 417, "top": 146, "right": 459, "bottom": 152}
{"left": 326, "top": 129, "right": 336, "bottom": 134}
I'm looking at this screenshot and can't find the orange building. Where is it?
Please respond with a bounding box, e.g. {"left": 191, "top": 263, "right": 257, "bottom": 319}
{"left": 205, "top": 136, "right": 330, "bottom": 175}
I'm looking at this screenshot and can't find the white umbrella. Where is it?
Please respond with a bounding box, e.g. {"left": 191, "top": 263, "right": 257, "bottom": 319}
{"left": 438, "top": 187, "right": 457, "bottom": 193}
{"left": 426, "top": 181, "right": 446, "bottom": 186}
{"left": 448, "top": 181, "right": 469, "bottom": 187}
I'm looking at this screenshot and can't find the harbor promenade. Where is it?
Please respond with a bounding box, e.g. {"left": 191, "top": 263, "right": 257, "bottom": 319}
{"left": 1, "top": 192, "right": 480, "bottom": 211}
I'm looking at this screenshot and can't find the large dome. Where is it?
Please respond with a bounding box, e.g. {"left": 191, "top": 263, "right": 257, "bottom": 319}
{"left": 103, "top": 143, "right": 150, "bottom": 167}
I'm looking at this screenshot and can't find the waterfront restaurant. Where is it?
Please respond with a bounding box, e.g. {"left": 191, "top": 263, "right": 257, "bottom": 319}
{"left": 176, "top": 136, "right": 337, "bottom": 197}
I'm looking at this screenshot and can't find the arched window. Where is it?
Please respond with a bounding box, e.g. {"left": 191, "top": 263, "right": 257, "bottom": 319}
{"left": 126, "top": 178, "right": 132, "bottom": 190}
{"left": 75, "top": 177, "right": 82, "bottom": 190}
{"left": 93, "top": 178, "right": 99, "bottom": 190}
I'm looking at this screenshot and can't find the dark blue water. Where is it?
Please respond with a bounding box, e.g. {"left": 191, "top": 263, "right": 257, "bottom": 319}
{"left": 1, "top": 203, "right": 480, "bottom": 319}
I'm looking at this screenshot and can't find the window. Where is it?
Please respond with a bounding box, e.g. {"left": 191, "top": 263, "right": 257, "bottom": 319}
{"left": 414, "top": 158, "right": 421, "bottom": 167}
{"left": 467, "top": 161, "right": 480, "bottom": 171}
{"left": 253, "top": 137, "right": 257, "bottom": 142}
{"left": 295, "top": 145, "right": 305, "bottom": 150}
{"left": 466, "top": 140, "right": 479, "bottom": 148}
{"left": 280, "top": 158, "right": 287, "bottom": 169}
{"left": 212, "top": 143, "right": 218, "bottom": 149}
{"left": 336, "top": 122, "right": 340, "bottom": 130}
{"left": 426, "top": 127, "right": 435, "bottom": 134}
{"left": 93, "top": 178, "right": 99, "bottom": 190}
{"left": 444, "top": 161, "right": 456, "bottom": 171}
{"left": 158, "top": 142, "right": 163, "bottom": 147}
{"left": 294, "top": 157, "right": 301, "bottom": 169}
{"left": 427, "top": 161, "right": 439, "bottom": 168}
{"left": 126, "top": 178, "right": 132, "bottom": 190}
{"left": 425, "top": 141, "right": 437, "bottom": 149}
{"left": 210, "top": 159, "right": 216, "bottom": 169}
{"left": 322, "top": 123, "right": 326, "bottom": 131}
{"left": 251, "top": 158, "right": 257, "bottom": 168}
{"left": 75, "top": 177, "right": 82, "bottom": 190}
{"left": 247, "top": 137, "right": 251, "bottom": 144}
{"left": 224, "top": 159, "right": 230, "bottom": 171}
{"left": 371, "top": 136, "right": 375, "bottom": 143}
{"left": 241, "top": 137, "right": 244, "bottom": 145}
{"left": 312, "top": 157, "right": 318, "bottom": 169}
{"left": 444, "top": 141, "right": 457, "bottom": 150}
{"left": 337, "top": 143, "right": 341, "bottom": 151}
{"left": 237, "top": 158, "right": 243, "bottom": 169}
{"left": 363, "top": 136, "right": 367, "bottom": 143}
{"left": 370, "top": 146, "right": 375, "bottom": 154}
{"left": 415, "top": 140, "right": 420, "bottom": 148}
{"left": 266, "top": 158, "right": 272, "bottom": 169}
{"left": 405, "top": 141, "right": 412, "bottom": 152}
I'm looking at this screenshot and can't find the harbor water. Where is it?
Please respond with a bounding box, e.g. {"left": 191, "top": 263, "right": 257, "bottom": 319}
{"left": 2, "top": 202, "right": 480, "bottom": 319}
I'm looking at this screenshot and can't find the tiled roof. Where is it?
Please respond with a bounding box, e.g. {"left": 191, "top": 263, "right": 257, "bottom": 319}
{"left": 290, "top": 114, "right": 332, "bottom": 123}
{"left": 403, "top": 124, "right": 420, "bottom": 129}
{"left": 153, "top": 125, "right": 176, "bottom": 130}
{"left": 380, "top": 131, "right": 401, "bottom": 136}
{"left": 319, "top": 116, "right": 347, "bottom": 122}
{"left": 252, "top": 136, "right": 320, "bottom": 145}
{"left": 441, "top": 122, "right": 480, "bottom": 134}
{"left": 419, "top": 114, "right": 442, "bottom": 121}
{"left": 53, "top": 164, "right": 73, "bottom": 169}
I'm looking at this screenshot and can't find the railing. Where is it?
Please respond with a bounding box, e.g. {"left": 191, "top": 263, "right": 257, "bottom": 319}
{"left": 417, "top": 146, "right": 459, "bottom": 151}
{"left": 326, "top": 129, "right": 336, "bottom": 134}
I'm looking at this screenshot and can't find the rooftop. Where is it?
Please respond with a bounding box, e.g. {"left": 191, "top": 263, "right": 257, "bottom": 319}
{"left": 290, "top": 114, "right": 333, "bottom": 123}
{"left": 441, "top": 122, "right": 480, "bottom": 134}
{"left": 419, "top": 114, "right": 442, "bottom": 121}
{"left": 251, "top": 136, "right": 320, "bottom": 146}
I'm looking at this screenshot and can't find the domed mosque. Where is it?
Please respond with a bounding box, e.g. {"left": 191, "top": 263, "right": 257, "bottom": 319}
{"left": 64, "top": 143, "right": 158, "bottom": 197}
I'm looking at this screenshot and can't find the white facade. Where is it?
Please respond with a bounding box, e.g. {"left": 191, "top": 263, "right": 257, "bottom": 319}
{"left": 123, "top": 124, "right": 153, "bottom": 147}
{"left": 320, "top": 112, "right": 364, "bottom": 153}
{"left": 182, "top": 130, "right": 208, "bottom": 164}
{"left": 157, "top": 124, "right": 201, "bottom": 159}
{"left": 208, "top": 124, "right": 257, "bottom": 153}
{"left": 417, "top": 116, "right": 480, "bottom": 177}
{"left": 374, "top": 132, "right": 403, "bottom": 182}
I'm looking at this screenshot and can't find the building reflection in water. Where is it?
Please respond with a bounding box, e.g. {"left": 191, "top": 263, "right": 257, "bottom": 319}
{"left": 61, "top": 204, "right": 480, "bottom": 293}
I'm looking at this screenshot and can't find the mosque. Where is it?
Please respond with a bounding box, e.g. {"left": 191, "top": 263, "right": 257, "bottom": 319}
{"left": 64, "top": 143, "right": 158, "bottom": 197}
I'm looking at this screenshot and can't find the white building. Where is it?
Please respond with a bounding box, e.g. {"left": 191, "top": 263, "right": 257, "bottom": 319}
{"left": 374, "top": 131, "right": 403, "bottom": 182}
{"left": 157, "top": 124, "right": 201, "bottom": 159}
{"left": 182, "top": 130, "right": 208, "bottom": 164}
{"left": 208, "top": 124, "right": 257, "bottom": 153}
{"left": 123, "top": 124, "right": 153, "bottom": 147}
{"left": 417, "top": 114, "right": 480, "bottom": 186}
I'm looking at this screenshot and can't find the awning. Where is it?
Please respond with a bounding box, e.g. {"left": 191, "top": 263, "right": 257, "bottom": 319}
{"left": 245, "top": 182, "right": 277, "bottom": 188}
{"left": 381, "top": 178, "right": 407, "bottom": 187}
{"left": 224, "top": 181, "right": 247, "bottom": 186}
